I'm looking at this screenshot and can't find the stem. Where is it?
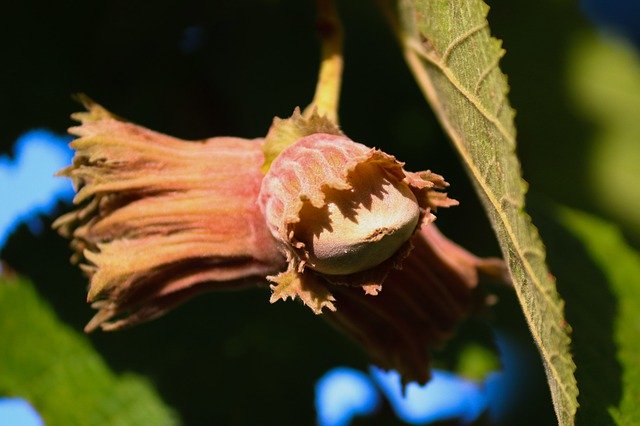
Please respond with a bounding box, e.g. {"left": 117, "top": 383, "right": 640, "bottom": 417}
{"left": 306, "top": 0, "right": 344, "bottom": 124}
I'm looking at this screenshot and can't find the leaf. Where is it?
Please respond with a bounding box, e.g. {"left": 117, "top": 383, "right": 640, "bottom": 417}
{"left": 566, "top": 33, "right": 640, "bottom": 239}
{"left": 551, "top": 207, "right": 640, "bottom": 425}
{"left": 394, "top": 1, "right": 578, "bottom": 423}
{"left": 0, "top": 275, "right": 179, "bottom": 426}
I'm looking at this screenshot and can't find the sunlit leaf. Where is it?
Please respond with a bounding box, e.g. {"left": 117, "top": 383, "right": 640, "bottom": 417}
{"left": 0, "top": 275, "right": 178, "bottom": 426}
{"left": 567, "top": 33, "right": 640, "bottom": 240}
{"left": 394, "top": 1, "right": 578, "bottom": 423}
{"left": 553, "top": 207, "right": 640, "bottom": 425}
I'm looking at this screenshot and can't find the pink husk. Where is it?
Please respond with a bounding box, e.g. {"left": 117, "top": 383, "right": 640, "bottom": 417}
{"left": 54, "top": 102, "right": 283, "bottom": 331}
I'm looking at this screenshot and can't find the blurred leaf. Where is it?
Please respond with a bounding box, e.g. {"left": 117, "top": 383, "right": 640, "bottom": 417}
{"left": 455, "top": 343, "right": 499, "bottom": 382}
{"left": 554, "top": 207, "right": 640, "bottom": 425}
{"left": 0, "top": 275, "right": 178, "bottom": 426}
{"left": 567, "top": 33, "right": 640, "bottom": 240}
{"left": 394, "top": 0, "right": 577, "bottom": 423}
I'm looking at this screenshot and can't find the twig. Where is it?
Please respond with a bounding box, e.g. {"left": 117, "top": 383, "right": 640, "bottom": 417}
{"left": 305, "top": 0, "right": 344, "bottom": 124}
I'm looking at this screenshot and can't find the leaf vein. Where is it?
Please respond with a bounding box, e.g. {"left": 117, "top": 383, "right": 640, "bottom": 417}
{"left": 409, "top": 39, "right": 516, "bottom": 148}
{"left": 442, "top": 22, "right": 488, "bottom": 64}
{"left": 473, "top": 49, "right": 505, "bottom": 94}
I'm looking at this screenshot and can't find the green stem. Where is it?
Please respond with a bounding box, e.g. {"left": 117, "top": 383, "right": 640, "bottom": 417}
{"left": 305, "top": 0, "right": 344, "bottom": 124}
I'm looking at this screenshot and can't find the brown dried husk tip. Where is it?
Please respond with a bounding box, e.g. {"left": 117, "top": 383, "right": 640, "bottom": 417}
{"left": 53, "top": 97, "right": 283, "bottom": 332}
{"left": 259, "top": 132, "right": 459, "bottom": 313}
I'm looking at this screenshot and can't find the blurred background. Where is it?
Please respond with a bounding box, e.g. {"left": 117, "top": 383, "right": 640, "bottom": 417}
{"left": 1, "top": 0, "right": 638, "bottom": 424}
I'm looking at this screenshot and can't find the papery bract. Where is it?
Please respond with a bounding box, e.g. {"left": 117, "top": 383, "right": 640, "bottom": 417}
{"left": 54, "top": 98, "right": 283, "bottom": 331}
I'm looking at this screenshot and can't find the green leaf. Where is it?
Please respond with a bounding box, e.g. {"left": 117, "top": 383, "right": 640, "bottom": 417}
{"left": 552, "top": 207, "right": 640, "bottom": 425}
{"left": 455, "top": 343, "right": 500, "bottom": 382}
{"left": 0, "top": 275, "right": 179, "bottom": 426}
{"left": 395, "top": 1, "right": 578, "bottom": 423}
{"left": 566, "top": 33, "right": 640, "bottom": 240}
